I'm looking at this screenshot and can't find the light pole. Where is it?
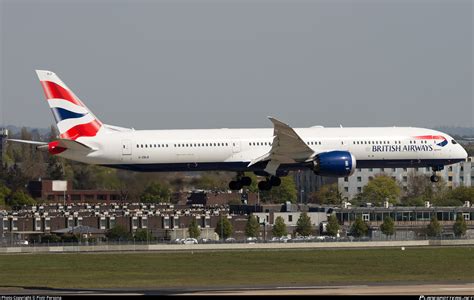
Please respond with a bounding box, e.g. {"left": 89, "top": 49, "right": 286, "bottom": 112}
{"left": 220, "top": 214, "right": 223, "bottom": 242}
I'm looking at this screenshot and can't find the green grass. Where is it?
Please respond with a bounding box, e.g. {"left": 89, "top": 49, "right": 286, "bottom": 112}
{"left": 1, "top": 247, "right": 473, "bottom": 289}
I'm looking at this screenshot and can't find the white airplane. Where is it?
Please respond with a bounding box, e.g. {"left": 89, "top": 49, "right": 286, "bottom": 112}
{"left": 9, "top": 70, "right": 468, "bottom": 190}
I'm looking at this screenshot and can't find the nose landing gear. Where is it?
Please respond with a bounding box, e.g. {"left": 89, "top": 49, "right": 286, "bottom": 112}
{"left": 430, "top": 174, "right": 440, "bottom": 183}
{"left": 430, "top": 165, "right": 443, "bottom": 183}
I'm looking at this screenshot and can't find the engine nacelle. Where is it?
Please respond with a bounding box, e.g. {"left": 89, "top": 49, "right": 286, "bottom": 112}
{"left": 312, "top": 151, "right": 356, "bottom": 177}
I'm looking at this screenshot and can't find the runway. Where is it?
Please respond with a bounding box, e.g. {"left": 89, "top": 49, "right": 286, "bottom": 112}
{"left": 1, "top": 283, "right": 473, "bottom": 296}
{"left": 184, "top": 283, "right": 474, "bottom": 296}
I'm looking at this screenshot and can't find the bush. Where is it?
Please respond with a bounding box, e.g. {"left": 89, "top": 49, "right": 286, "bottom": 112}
{"left": 106, "top": 225, "right": 132, "bottom": 241}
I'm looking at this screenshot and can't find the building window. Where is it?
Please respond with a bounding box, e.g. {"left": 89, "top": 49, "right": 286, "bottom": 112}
{"left": 362, "top": 213, "right": 370, "bottom": 222}
{"left": 357, "top": 177, "right": 362, "bottom": 182}
{"left": 344, "top": 177, "right": 348, "bottom": 182}
{"left": 344, "top": 187, "right": 348, "bottom": 192}
{"left": 357, "top": 187, "right": 362, "bottom": 193}
{"left": 288, "top": 215, "right": 293, "bottom": 222}
{"left": 448, "top": 176, "right": 453, "bottom": 182}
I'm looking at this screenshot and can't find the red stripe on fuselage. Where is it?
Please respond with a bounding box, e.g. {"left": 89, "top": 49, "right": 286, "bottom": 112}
{"left": 40, "top": 81, "right": 84, "bottom": 106}
{"left": 60, "top": 119, "right": 102, "bottom": 140}
{"left": 413, "top": 135, "right": 445, "bottom": 140}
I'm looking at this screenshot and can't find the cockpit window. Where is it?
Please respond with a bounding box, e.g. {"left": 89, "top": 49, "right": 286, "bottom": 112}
{"left": 452, "top": 140, "right": 458, "bottom": 145}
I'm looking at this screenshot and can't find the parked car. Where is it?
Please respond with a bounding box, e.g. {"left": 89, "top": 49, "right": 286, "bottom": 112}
{"left": 279, "top": 236, "right": 291, "bottom": 243}
{"left": 182, "top": 238, "right": 198, "bottom": 245}
{"left": 225, "top": 237, "right": 236, "bottom": 243}
{"left": 246, "top": 237, "right": 257, "bottom": 243}
{"left": 291, "top": 236, "right": 306, "bottom": 243}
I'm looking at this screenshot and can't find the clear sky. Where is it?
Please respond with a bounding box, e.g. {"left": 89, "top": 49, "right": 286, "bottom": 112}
{"left": 1, "top": 0, "right": 472, "bottom": 130}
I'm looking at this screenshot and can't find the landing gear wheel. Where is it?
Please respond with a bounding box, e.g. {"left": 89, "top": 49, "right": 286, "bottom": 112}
{"left": 430, "top": 175, "right": 439, "bottom": 183}
{"left": 240, "top": 176, "right": 252, "bottom": 186}
{"left": 229, "top": 180, "right": 243, "bottom": 190}
{"left": 258, "top": 180, "right": 272, "bottom": 191}
{"left": 269, "top": 176, "right": 281, "bottom": 187}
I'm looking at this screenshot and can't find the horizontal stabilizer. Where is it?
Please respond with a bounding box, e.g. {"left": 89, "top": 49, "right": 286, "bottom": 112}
{"left": 7, "top": 138, "right": 95, "bottom": 152}
{"left": 55, "top": 139, "right": 96, "bottom": 151}
{"left": 7, "top": 139, "right": 48, "bottom": 146}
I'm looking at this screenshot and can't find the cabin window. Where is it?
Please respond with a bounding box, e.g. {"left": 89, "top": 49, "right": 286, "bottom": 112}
{"left": 452, "top": 140, "right": 458, "bottom": 145}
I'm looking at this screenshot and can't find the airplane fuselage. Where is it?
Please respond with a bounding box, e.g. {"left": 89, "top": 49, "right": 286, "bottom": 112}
{"left": 60, "top": 126, "right": 467, "bottom": 174}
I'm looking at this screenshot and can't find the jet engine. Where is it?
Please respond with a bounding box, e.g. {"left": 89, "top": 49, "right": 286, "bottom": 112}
{"left": 312, "top": 151, "right": 356, "bottom": 177}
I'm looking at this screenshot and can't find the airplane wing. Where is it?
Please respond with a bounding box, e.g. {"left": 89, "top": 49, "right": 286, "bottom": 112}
{"left": 248, "top": 117, "right": 315, "bottom": 175}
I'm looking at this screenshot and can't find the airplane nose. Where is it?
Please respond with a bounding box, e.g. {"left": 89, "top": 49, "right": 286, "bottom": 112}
{"left": 460, "top": 146, "right": 468, "bottom": 160}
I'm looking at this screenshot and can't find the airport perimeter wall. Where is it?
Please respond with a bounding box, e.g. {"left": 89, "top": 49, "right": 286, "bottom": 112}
{"left": 1, "top": 239, "right": 473, "bottom": 254}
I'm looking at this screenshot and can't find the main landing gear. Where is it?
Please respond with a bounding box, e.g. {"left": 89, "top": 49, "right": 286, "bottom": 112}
{"left": 257, "top": 176, "right": 281, "bottom": 191}
{"left": 228, "top": 173, "right": 252, "bottom": 190}
{"left": 430, "top": 165, "right": 443, "bottom": 183}
{"left": 228, "top": 173, "right": 282, "bottom": 191}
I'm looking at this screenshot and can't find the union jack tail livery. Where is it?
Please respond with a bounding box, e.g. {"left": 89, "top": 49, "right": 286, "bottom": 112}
{"left": 36, "top": 70, "right": 103, "bottom": 141}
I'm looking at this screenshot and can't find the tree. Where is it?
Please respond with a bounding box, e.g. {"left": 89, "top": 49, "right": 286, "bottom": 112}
{"left": 188, "top": 218, "right": 201, "bottom": 239}
{"left": 402, "top": 173, "right": 439, "bottom": 206}
{"left": 106, "top": 225, "right": 132, "bottom": 241}
{"left": 380, "top": 216, "right": 395, "bottom": 237}
{"left": 244, "top": 215, "right": 260, "bottom": 238}
{"left": 134, "top": 229, "right": 154, "bottom": 242}
{"left": 350, "top": 216, "right": 369, "bottom": 238}
{"left": 326, "top": 214, "right": 340, "bottom": 237}
{"left": 295, "top": 212, "right": 313, "bottom": 236}
{"left": 272, "top": 216, "right": 287, "bottom": 238}
{"left": 140, "top": 182, "right": 171, "bottom": 203}
{"left": 444, "top": 187, "right": 474, "bottom": 207}
{"left": 453, "top": 214, "right": 467, "bottom": 238}
{"left": 46, "top": 155, "right": 65, "bottom": 180}
{"left": 310, "top": 184, "right": 342, "bottom": 205}
{"left": 191, "top": 172, "right": 232, "bottom": 191}
{"left": 426, "top": 217, "right": 442, "bottom": 238}
{"left": 0, "top": 182, "right": 11, "bottom": 207}
{"left": 356, "top": 175, "right": 401, "bottom": 206}
{"left": 261, "top": 176, "right": 297, "bottom": 203}
{"left": 8, "top": 190, "right": 35, "bottom": 207}
{"left": 215, "top": 215, "right": 233, "bottom": 240}
{"left": 244, "top": 173, "right": 259, "bottom": 193}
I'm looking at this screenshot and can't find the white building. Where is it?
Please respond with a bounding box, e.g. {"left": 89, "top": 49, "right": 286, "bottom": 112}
{"left": 339, "top": 157, "right": 474, "bottom": 200}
